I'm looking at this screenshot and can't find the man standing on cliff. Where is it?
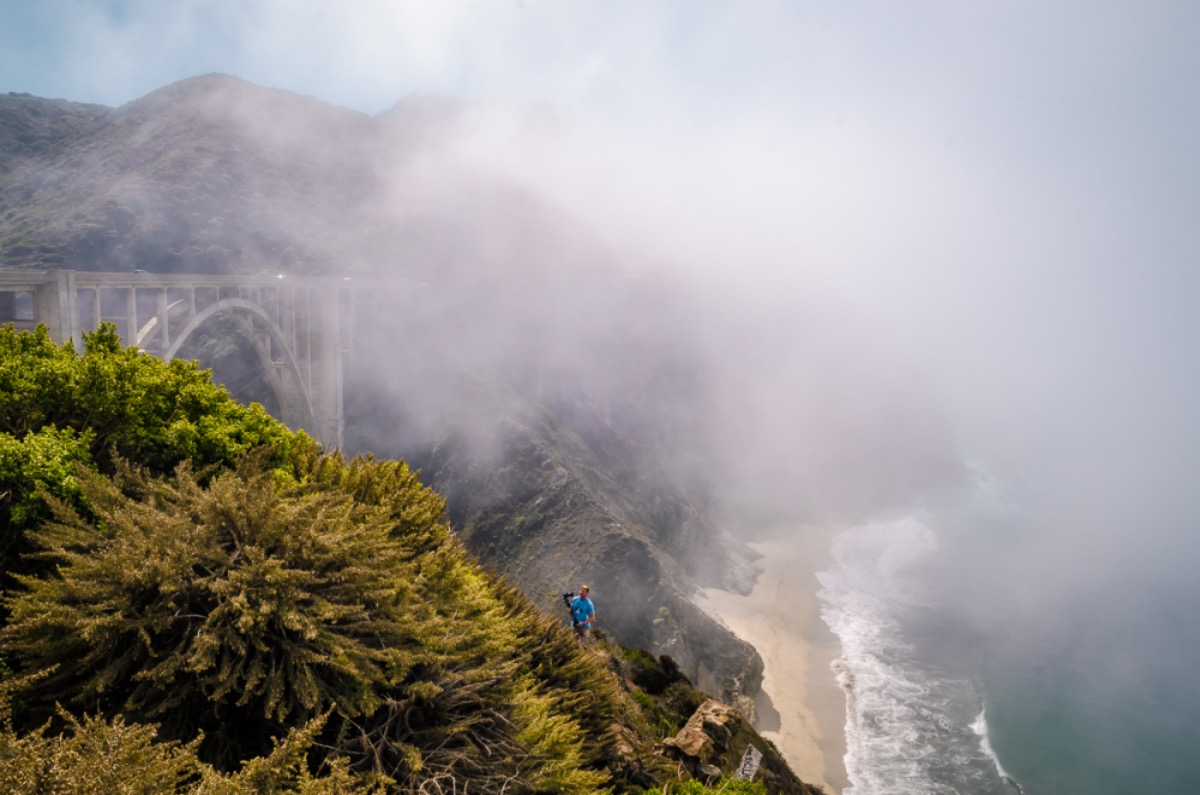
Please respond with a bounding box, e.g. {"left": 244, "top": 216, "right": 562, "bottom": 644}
{"left": 570, "top": 585, "right": 596, "bottom": 647}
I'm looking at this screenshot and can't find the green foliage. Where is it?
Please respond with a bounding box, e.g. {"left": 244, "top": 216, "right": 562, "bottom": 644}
{"left": 0, "top": 323, "right": 779, "bottom": 793}
{"left": 0, "top": 680, "right": 376, "bottom": 794}
{"left": 609, "top": 646, "right": 705, "bottom": 742}
{"left": 0, "top": 323, "right": 301, "bottom": 577}
{"left": 490, "top": 579, "right": 633, "bottom": 752}
{"left": 1, "top": 453, "right": 448, "bottom": 763}
{"left": 620, "top": 647, "right": 660, "bottom": 670}
{"left": 0, "top": 324, "right": 295, "bottom": 472}
{"left": 0, "top": 449, "right": 632, "bottom": 791}
{"left": 197, "top": 714, "right": 378, "bottom": 795}
{"left": 0, "top": 708, "right": 205, "bottom": 794}
{"left": 284, "top": 450, "right": 450, "bottom": 556}
{"left": 0, "top": 426, "right": 93, "bottom": 567}
{"left": 630, "top": 688, "right": 678, "bottom": 739}
{"left": 284, "top": 452, "right": 609, "bottom": 791}
{"left": 662, "top": 680, "right": 707, "bottom": 729}
{"left": 643, "top": 777, "right": 767, "bottom": 795}
{"left": 510, "top": 676, "right": 611, "bottom": 795}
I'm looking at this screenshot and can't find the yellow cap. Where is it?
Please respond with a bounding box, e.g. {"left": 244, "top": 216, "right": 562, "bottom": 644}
{"left": 580, "top": 584, "right": 589, "bottom": 590}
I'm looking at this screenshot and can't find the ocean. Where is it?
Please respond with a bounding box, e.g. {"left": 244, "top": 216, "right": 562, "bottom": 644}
{"left": 816, "top": 467, "right": 1200, "bottom": 795}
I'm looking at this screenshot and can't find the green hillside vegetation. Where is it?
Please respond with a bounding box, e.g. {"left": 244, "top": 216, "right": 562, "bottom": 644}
{"left": 0, "top": 323, "right": 294, "bottom": 581}
{"left": 0, "top": 323, "right": 778, "bottom": 793}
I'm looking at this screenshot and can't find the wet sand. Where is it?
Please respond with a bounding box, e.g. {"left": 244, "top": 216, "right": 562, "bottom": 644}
{"left": 698, "top": 527, "right": 849, "bottom": 794}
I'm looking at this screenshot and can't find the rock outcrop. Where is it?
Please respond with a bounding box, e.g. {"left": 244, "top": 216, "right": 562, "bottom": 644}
{"left": 660, "top": 700, "right": 823, "bottom": 795}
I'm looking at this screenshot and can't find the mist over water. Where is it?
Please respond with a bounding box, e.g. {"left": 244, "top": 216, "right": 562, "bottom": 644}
{"left": 817, "top": 466, "right": 1200, "bottom": 795}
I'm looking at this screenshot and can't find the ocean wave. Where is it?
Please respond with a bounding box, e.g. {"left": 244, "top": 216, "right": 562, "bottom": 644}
{"left": 972, "top": 709, "right": 1025, "bottom": 794}
{"left": 820, "top": 516, "right": 1013, "bottom": 795}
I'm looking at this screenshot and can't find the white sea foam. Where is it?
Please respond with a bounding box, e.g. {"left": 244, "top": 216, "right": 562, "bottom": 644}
{"left": 972, "top": 709, "right": 1006, "bottom": 778}
{"left": 972, "top": 708, "right": 1025, "bottom": 793}
{"left": 820, "top": 514, "right": 1013, "bottom": 795}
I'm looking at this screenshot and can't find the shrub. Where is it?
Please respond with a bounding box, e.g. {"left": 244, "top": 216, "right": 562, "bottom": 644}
{"left": 0, "top": 679, "right": 374, "bottom": 794}
{"left": 0, "top": 323, "right": 301, "bottom": 578}
{"left": 1, "top": 453, "right": 454, "bottom": 764}
{"left": 0, "top": 426, "right": 93, "bottom": 572}
{"left": 643, "top": 776, "right": 767, "bottom": 795}
{"left": 1, "top": 450, "right": 621, "bottom": 791}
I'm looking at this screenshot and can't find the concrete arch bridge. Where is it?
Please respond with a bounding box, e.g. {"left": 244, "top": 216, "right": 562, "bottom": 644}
{"left": 0, "top": 270, "right": 404, "bottom": 448}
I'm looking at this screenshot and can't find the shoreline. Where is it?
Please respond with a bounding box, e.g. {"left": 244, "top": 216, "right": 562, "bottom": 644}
{"left": 698, "top": 526, "right": 849, "bottom": 794}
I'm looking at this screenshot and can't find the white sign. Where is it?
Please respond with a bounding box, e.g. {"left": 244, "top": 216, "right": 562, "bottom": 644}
{"left": 734, "top": 744, "right": 763, "bottom": 781}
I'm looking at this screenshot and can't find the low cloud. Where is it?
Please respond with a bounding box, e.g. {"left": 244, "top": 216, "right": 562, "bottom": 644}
{"left": 6, "top": 0, "right": 1200, "bottom": 623}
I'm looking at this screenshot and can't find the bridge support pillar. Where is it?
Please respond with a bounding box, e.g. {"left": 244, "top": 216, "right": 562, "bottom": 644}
{"left": 34, "top": 270, "right": 79, "bottom": 347}
{"left": 308, "top": 289, "right": 345, "bottom": 450}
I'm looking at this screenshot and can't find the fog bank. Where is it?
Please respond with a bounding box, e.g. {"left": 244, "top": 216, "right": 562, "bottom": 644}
{"left": 6, "top": 0, "right": 1200, "bottom": 685}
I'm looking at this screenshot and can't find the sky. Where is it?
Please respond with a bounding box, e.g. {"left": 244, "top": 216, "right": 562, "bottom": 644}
{"left": 4, "top": 0, "right": 1200, "bottom": 557}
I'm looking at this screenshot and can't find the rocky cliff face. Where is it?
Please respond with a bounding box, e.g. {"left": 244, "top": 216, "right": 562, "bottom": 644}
{"left": 399, "top": 379, "right": 769, "bottom": 715}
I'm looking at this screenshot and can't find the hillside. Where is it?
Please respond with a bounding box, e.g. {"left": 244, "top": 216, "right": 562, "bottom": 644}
{"left": 1, "top": 75, "right": 965, "bottom": 727}
{"left": 0, "top": 323, "right": 822, "bottom": 794}
{"left": 1, "top": 76, "right": 380, "bottom": 272}
{"left": 0, "top": 75, "right": 605, "bottom": 285}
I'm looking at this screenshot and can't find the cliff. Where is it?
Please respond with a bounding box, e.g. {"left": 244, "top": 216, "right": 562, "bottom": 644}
{"left": 0, "top": 322, "right": 804, "bottom": 794}
{"left": 1, "top": 75, "right": 965, "bottom": 724}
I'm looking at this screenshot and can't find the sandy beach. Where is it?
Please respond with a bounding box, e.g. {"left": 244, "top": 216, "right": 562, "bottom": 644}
{"left": 698, "top": 527, "right": 849, "bottom": 794}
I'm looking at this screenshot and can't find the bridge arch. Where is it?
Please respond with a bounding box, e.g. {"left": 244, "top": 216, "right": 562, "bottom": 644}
{"left": 164, "top": 298, "right": 317, "bottom": 434}
{"left": 12, "top": 269, "right": 408, "bottom": 449}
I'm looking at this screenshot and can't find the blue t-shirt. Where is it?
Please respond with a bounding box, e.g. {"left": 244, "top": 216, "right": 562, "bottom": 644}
{"left": 571, "top": 595, "right": 595, "bottom": 626}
